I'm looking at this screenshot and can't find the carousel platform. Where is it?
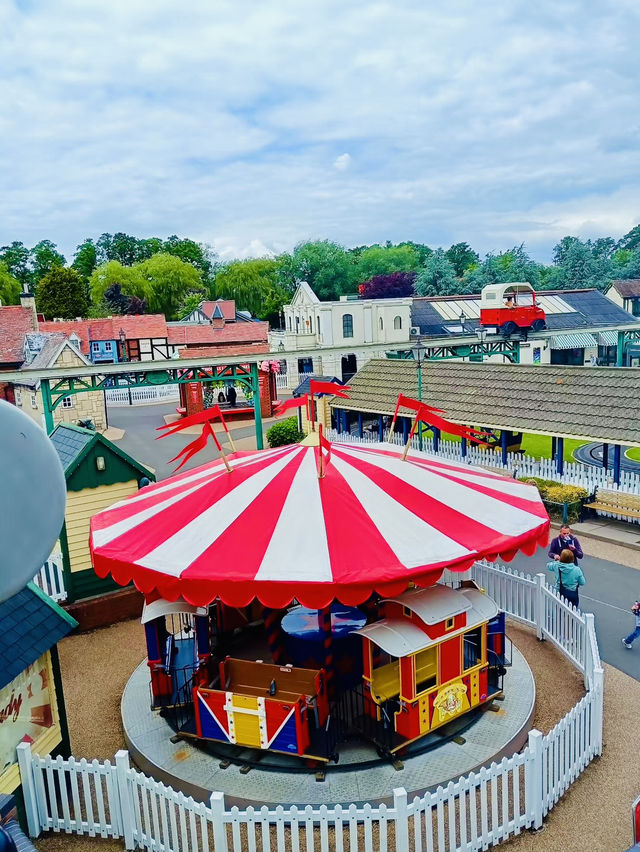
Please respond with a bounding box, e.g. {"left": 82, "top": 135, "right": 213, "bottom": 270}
{"left": 122, "top": 642, "right": 536, "bottom": 808}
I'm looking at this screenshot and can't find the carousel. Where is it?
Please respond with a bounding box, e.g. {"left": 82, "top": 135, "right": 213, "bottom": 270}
{"left": 89, "top": 389, "right": 548, "bottom": 782}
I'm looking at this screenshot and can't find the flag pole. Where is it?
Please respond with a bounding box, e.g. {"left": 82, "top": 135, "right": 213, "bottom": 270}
{"left": 317, "top": 424, "right": 325, "bottom": 478}
{"left": 309, "top": 391, "right": 316, "bottom": 432}
{"left": 208, "top": 423, "right": 233, "bottom": 473}
{"left": 402, "top": 416, "right": 419, "bottom": 461}
{"left": 217, "top": 408, "right": 237, "bottom": 452}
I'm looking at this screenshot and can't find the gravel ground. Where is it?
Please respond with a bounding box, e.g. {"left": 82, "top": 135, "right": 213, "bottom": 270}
{"left": 34, "top": 619, "right": 638, "bottom": 851}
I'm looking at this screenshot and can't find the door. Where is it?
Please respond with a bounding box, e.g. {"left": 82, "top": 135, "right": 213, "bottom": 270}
{"left": 341, "top": 354, "right": 357, "bottom": 382}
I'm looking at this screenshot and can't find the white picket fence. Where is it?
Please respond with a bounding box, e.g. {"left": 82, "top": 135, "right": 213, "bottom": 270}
{"left": 31, "top": 553, "right": 67, "bottom": 602}
{"left": 327, "top": 428, "right": 640, "bottom": 521}
{"left": 275, "top": 371, "right": 312, "bottom": 391}
{"left": 106, "top": 386, "right": 180, "bottom": 406}
{"left": 17, "top": 561, "right": 603, "bottom": 852}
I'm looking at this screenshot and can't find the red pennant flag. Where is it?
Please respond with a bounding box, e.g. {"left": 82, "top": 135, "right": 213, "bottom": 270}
{"left": 413, "top": 402, "right": 490, "bottom": 446}
{"left": 156, "top": 405, "right": 223, "bottom": 438}
{"left": 168, "top": 422, "right": 222, "bottom": 472}
{"left": 396, "top": 393, "right": 444, "bottom": 414}
{"left": 309, "top": 380, "right": 351, "bottom": 399}
{"left": 273, "top": 397, "right": 307, "bottom": 417}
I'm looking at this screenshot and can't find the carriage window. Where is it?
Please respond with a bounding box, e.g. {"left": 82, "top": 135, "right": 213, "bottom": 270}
{"left": 414, "top": 646, "right": 437, "bottom": 693}
{"left": 370, "top": 649, "right": 400, "bottom": 700}
{"left": 445, "top": 617, "right": 455, "bottom": 631}
{"left": 463, "top": 626, "right": 483, "bottom": 671}
{"left": 403, "top": 606, "right": 411, "bottom": 618}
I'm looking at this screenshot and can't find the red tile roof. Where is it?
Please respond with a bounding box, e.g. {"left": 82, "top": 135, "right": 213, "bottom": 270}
{"left": 200, "top": 300, "right": 236, "bottom": 320}
{"left": 0, "top": 306, "right": 38, "bottom": 365}
{"left": 168, "top": 322, "right": 268, "bottom": 346}
{"left": 178, "top": 343, "right": 270, "bottom": 359}
{"left": 39, "top": 314, "right": 169, "bottom": 351}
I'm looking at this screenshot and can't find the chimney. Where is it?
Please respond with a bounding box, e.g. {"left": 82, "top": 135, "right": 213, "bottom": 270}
{"left": 20, "top": 288, "right": 38, "bottom": 330}
{"left": 212, "top": 315, "right": 225, "bottom": 329}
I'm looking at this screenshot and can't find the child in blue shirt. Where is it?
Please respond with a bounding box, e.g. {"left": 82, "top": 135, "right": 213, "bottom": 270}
{"left": 622, "top": 602, "right": 640, "bottom": 649}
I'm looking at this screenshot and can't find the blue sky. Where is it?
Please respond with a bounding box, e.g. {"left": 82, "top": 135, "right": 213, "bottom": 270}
{"left": 1, "top": 0, "right": 639, "bottom": 263}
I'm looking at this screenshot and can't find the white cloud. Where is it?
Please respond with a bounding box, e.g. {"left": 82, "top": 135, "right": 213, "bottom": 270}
{"left": 333, "top": 154, "right": 351, "bottom": 172}
{"left": 0, "top": 0, "right": 639, "bottom": 263}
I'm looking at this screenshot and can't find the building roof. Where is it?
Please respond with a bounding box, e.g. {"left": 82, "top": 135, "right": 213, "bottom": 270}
{"left": 49, "top": 423, "right": 153, "bottom": 479}
{"left": 17, "top": 333, "right": 90, "bottom": 387}
{"left": 0, "top": 306, "right": 37, "bottom": 365}
{"left": 200, "top": 300, "right": 236, "bottom": 321}
{"left": 39, "top": 314, "right": 169, "bottom": 347}
{"left": 385, "top": 585, "right": 472, "bottom": 624}
{"left": 609, "top": 279, "right": 640, "bottom": 299}
{"left": 331, "top": 358, "right": 640, "bottom": 446}
{"left": 411, "top": 288, "right": 639, "bottom": 338}
{"left": 0, "top": 582, "right": 77, "bottom": 690}
{"left": 177, "top": 343, "right": 270, "bottom": 359}
{"left": 293, "top": 374, "right": 343, "bottom": 397}
{"left": 168, "top": 321, "right": 269, "bottom": 346}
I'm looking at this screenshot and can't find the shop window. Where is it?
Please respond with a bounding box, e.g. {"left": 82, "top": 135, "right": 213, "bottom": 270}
{"left": 394, "top": 315, "right": 402, "bottom": 330}
{"left": 342, "top": 314, "right": 354, "bottom": 339}
{"left": 415, "top": 646, "right": 437, "bottom": 693}
{"left": 533, "top": 347, "right": 541, "bottom": 364}
{"left": 14, "top": 389, "right": 22, "bottom": 406}
{"left": 463, "top": 626, "right": 483, "bottom": 671}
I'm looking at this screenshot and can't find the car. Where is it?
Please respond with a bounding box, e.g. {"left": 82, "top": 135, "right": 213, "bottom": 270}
{"left": 479, "top": 282, "right": 546, "bottom": 336}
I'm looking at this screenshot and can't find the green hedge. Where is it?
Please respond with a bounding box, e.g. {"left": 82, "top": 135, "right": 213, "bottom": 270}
{"left": 266, "top": 417, "right": 304, "bottom": 448}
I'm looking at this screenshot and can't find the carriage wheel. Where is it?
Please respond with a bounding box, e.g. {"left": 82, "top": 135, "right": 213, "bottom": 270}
{"left": 500, "top": 321, "right": 517, "bottom": 336}
{"left": 531, "top": 319, "right": 546, "bottom": 331}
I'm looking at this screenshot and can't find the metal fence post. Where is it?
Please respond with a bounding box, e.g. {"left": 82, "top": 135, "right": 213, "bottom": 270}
{"left": 115, "top": 750, "right": 135, "bottom": 850}
{"left": 16, "top": 742, "right": 40, "bottom": 838}
{"left": 525, "top": 730, "right": 544, "bottom": 830}
{"left": 393, "top": 788, "right": 410, "bottom": 852}
{"left": 210, "top": 791, "right": 229, "bottom": 852}
{"left": 534, "top": 573, "right": 546, "bottom": 640}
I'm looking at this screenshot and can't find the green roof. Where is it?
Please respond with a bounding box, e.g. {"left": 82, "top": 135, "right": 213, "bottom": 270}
{"left": 331, "top": 358, "right": 640, "bottom": 446}
{"left": 49, "top": 423, "right": 153, "bottom": 480}
{"left": 0, "top": 583, "right": 77, "bottom": 690}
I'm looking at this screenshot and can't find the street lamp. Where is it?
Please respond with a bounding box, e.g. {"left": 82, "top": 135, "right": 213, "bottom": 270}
{"left": 475, "top": 327, "right": 487, "bottom": 363}
{"left": 411, "top": 339, "right": 426, "bottom": 450}
{"left": 119, "top": 328, "right": 127, "bottom": 362}
{"left": 459, "top": 311, "right": 467, "bottom": 331}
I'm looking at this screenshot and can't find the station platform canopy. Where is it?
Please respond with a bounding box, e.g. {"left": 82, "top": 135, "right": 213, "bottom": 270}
{"left": 330, "top": 359, "right": 640, "bottom": 447}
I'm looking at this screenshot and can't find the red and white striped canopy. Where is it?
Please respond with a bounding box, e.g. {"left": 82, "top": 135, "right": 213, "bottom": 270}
{"left": 89, "top": 441, "right": 549, "bottom": 609}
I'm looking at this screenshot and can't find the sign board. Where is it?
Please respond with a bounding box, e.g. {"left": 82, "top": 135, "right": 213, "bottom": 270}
{"left": 0, "top": 653, "right": 55, "bottom": 778}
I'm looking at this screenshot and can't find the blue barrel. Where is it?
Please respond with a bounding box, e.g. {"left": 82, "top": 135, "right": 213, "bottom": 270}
{"left": 280, "top": 604, "right": 366, "bottom": 691}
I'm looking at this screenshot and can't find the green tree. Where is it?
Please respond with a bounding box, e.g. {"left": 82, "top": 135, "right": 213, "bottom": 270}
{"left": 281, "top": 240, "right": 355, "bottom": 300}
{"left": 36, "top": 267, "right": 88, "bottom": 319}
{"left": 214, "top": 258, "right": 288, "bottom": 323}
{"left": 89, "top": 260, "right": 148, "bottom": 305}
{"left": 0, "top": 262, "right": 21, "bottom": 305}
{"left": 139, "top": 253, "right": 203, "bottom": 319}
{"left": 618, "top": 224, "right": 640, "bottom": 252}
{"left": 445, "top": 242, "right": 479, "bottom": 277}
{"left": 354, "top": 244, "right": 421, "bottom": 283}
{"left": 0, "top": 241, "right": 30, "bottom": 287}
{"left": 414, "top": 249, "right": 458, "bottom": 296}
{"left": 29, "top": 240, "right": 65, "bottom": 286}
{"left": 163, "top": 236, "right": 214, "bottom": 280}
{"left": 464, "top": 245, "right": 541, "bottom": 291}
{"left": 96, "top": 232, "right": 142, "bottom": 265}
{"left": 549, "top": 238, "right": 611, "bottom": 291}
{"left": 72, "top": 238, "right": 98, "bottom": 285}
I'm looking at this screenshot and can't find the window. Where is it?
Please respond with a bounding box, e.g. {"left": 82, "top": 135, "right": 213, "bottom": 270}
{"left": 394, "top": 315, "right": 402, "bottom": 330}
{"left": 414, "top": 646, "right": 437, "bottom": 693}
{"left": 287, "top": 316, "right": 292, "bottom": 331}
{"left": 104, "top": 341, "right": 113, "bottom": 352}
{"left": 445, "top": 617, "right": 455, "bottom": 631}
{"left": 633, "top": 299, "right": 640, "bottom": 318}
{"left": 91, "top": 341, "right": 100, "bottom": 353}
{"left": 308, "top": 316, "right": 313, "bottom": 334}
{"left": 533, "top": 346, "right": 541, "bottom": 364}
{"left": 295, "top": 316, "right": 300, "bottom": 333}
{"left": 30, "top": 393, "right": 38, "bottom": 409}
{"left": 370, "top": 649, "right": 400, "bottom": 700}
{"left": 14, "top": 389, "right": 22, "bottom": 406}
{"left": 463, "top": 626, "right": 483, "bottom": 671}
{"left": 379, "top": 317, "right": 384, "bottom": 331}
{"left": 342, "top": 314, "right": 353, "bottom": 338}
{"left": 62, "top": 396, "right": 74, "bottom": 409}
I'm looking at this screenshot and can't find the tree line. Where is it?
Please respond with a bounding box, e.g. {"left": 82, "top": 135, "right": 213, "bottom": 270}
{"left": 2, "top": 226, "right": 640, "bottom": 322}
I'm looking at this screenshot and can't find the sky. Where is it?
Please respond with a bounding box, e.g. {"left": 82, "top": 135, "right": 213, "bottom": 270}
{"left": 1, "top": 0, "right": 640, "bottom": 264}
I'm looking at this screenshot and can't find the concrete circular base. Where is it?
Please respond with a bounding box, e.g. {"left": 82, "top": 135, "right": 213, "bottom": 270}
{"left": 122, "top": 644, "right": 535, "bottom": 808}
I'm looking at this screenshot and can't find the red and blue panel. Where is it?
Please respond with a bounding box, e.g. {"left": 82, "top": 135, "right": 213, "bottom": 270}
{"left": 195, "top": 690, "right": 231, "bottom": 743}
{"left": 265, "top": 702, "right": 300, "bottom": 754}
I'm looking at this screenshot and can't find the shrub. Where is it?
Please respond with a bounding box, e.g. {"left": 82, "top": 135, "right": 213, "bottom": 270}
{"left": 266, "top": 417, "right": 304, "bottom": 448}
{"left": 521, "top": 477, "right": 588, "bottom": 523}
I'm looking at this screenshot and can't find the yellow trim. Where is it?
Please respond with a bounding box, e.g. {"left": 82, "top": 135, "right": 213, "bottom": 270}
{"left": 444, "top": 617, "right": 455, "bottom": 631}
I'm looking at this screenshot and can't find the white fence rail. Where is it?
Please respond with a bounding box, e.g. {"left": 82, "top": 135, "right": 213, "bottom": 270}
{"left": 275, "top": 371, "right": 312, "bottom": 391}
{"left": 327, "top": 428, "right": 640, "bottom": 520}
{"left": 18, "top": 561, "right": 604, "bottom": 852}
{"left": 106, "top": 386, "right": 180, "bottom": 406}
{"left": 31, "top": 553, "right": 67, "bottom": 602}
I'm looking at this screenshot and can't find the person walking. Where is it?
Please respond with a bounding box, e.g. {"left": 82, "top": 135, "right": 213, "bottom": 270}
{"left": 546, "top": 549, "right": 585, "bottom": 608}
{"left": 226, "top": 384, "right": 237, "bottom": 407}
{"left": 549, "top": 525, "right": 584, "bottom": 564}
{"left": 622, "top": 602, "right": 640, "bottom": 649}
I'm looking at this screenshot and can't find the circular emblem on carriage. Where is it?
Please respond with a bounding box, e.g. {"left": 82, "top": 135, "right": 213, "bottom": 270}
{"left": 433, "top": 681, "right": 468, "bottom": 723}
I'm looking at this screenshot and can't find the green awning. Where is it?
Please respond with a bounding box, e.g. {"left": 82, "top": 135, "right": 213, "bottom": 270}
{"left": 598, "top": 330, "right": 619, "bottom": 347}
{"left": 549, "top": 332, "right": 597, "bottom": 350}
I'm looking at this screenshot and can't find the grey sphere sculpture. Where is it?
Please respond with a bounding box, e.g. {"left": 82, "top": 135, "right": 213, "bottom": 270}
{"left": 0, "top": 401, "right": 66, "bottom": 602}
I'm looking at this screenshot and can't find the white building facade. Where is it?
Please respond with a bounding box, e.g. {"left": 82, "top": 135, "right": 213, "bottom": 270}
{"left": 269, "top": 282, "right": 412, "bottom": 385}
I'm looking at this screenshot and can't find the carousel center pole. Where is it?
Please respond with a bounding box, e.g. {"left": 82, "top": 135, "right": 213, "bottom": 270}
{"left": 320, "top": 605, "right": 334, "bottom": 698}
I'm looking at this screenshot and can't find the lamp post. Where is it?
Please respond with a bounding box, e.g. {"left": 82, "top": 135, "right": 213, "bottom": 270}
{"left": 475, "top": 326, "right": 487, "bottom": 363}
{"left": 119, "top": 328, "right": 127, "bottom": 362}
{"left": 411, "top": 339, "right": 426, "bottom": 451}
